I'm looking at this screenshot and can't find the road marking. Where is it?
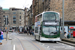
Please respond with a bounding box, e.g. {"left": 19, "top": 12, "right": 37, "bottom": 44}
{"left": 47, "top": 46, "right": 49, "bottom": 48}
{"left": 13, "top": 44, "right": 15, "bottom": 50}
{"left": 50, "top": 48, "right": 55, "bottom": 50}
{"left": 42, "top": 44, "right": 44, "bottom": 46}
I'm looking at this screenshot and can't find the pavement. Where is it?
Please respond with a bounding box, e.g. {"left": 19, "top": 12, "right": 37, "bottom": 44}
{"left": 62, "top": 38, "right": 75, "bottom": 43}
{"left": 0, "top": 32, "right": 50, "bottom": 50}
{"left": 59, "top": 38, "right": 75, "bottom": 47}
{"left": 0, "top": 32, "right": 13, "bottom": 50}
{"left": 0, "top": 32, "right": 75, "bottom": 50}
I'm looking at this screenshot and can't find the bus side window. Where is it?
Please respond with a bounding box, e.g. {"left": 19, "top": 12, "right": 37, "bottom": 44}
{"left": 39, "top": 15, "right": 42, "bottom": 21}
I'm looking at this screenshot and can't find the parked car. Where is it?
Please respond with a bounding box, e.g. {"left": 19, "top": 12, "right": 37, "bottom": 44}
{"left": 9, "top": 30, "right": 13, "bottom": 32}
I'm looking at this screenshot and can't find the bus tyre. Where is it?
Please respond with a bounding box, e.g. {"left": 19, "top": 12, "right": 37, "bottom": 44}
{"left": 54, "top": 41, "right": 56, "bottom": 43}
{"left": 35, "top": 35, "right": 37, "bottom": 41}
{"left": 39, "top": 36, "right": 41, "bottom": 41}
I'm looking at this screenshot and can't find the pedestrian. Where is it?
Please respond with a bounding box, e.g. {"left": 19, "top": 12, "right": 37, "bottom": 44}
{"left": 67, "top": 33, "right": 70, "bottom": 38}
{"left": 64, "top": 32, "right": 67, "bottom": 38}
{"left": 32, "top": 29, "right": 34, "bottom": 35}
{"left": 68, "top": 31, "right": 71, "bottom": 38}
{"left": 30, "top": 29, "right": 34, "bottom": 35}
{"left": 27, "top": 27, "right": 29, "bottom": 35}
{"left": 0, "top": 30, "right": 4, "bottom": 45}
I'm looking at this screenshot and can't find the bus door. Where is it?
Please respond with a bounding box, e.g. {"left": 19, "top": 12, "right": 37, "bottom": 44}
{"left": 34, "top": 26, "right": 40, "bottom": 35}
{"left": 34, "top": 27, "right": 39, "bottom": 35}
{"left": 38, "top": 26, "right": 40, "bottom": 35}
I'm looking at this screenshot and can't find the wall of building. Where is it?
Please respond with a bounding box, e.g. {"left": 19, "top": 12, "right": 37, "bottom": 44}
{"left": 3, "top": 9, "right": 10, "bottom": 29}
{"left": 33, "top": 0, "right": 75, "bottom": 24}
{"left": 9, "top": 8, "right": 24, "bottom": 29}
{"left": 0, "top": 7, "right": 3, "bottom": 27}
{"left": 24, "top": 5, "right": 33, "bottom": 27}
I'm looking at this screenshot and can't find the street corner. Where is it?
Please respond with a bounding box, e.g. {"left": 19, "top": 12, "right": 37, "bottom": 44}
{"left": 1, "top": 39, "right": 7, "bottom": 45}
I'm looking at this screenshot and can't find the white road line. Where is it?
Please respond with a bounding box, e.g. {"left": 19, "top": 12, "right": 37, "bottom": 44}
{"left": 42, "top": 44, "right": 45, "bottom": 46}
{"left": 47, "top": 46, "right": 49, "bottom": 48}
{"left": 50, "top": 48, "right": 55, "bottom": 50}
{"left": 13, "top": 44, "right": 15, "bottom": 50}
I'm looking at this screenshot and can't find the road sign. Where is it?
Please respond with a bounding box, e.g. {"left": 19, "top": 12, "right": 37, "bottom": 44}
{"left": 5, "top": 27, "right": 7, "bottom": 29}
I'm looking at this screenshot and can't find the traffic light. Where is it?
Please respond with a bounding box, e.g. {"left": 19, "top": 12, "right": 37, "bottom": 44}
{"left": 7, "top": 18, "right": 9, "bottom": 25}
{"left": 4, "top": 18, "right": 9, "bottom": 25}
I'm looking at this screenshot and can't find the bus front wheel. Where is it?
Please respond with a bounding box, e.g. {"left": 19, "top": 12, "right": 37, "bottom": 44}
{"left": 35, "top": 35, "right": 37, "bottom": 41}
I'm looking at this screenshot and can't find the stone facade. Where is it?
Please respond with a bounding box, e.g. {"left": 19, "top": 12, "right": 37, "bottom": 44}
{"left": 9, "top": 8, "right": 24, "bottom": 29}
{"left": 32, "top": 0, "right": 50, "bottom": 24}
{"left": 24, "top": 5, "right": 33, "bottom": 27}
{"left": 24, "top": 8, "right": 29, "bottom": 26}
{"left": 3, "top": 9, "right": 10, "bottom": 29}
{"left": 33, "top": 0, "right": 75, "bottom": 24}
{"left": 0, "top": 7, "right": 3, "bottom": 28}
{"left": 0, "top": 7, "right": 24, "bottom": 30}
{"left": 50, "top": 0, "right": 75, "bottom": 21}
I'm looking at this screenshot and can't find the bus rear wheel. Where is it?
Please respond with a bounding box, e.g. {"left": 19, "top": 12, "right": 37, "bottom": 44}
{"left": 54, "top": 41, "right": 56, "bottom": 43}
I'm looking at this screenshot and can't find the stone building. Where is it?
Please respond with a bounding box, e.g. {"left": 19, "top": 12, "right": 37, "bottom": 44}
{"left": 24, "top": 8, "right": 29, "bottom": 27}
{"left": 32, "top": 0, "right": 50, "bottom": 24}
{"left": 2, "top": 9, "right": 10, "bottom": 30}
{"left": 29, "top": 5, "right": 33, "bottom": 26}
{"left": 24, "top": 5, "right": 33, "bottom": 28}
{"left": 33, "top": 0, "right": 75, "bottom": 25}
{"left": 0, "top": 7, "right": 24, "bottom": 30}
{"left": 9, "top": 8, "right": 24, "bottom": 30}
{"left": 49, "top": 0, "right": 75, "bottom": 25}
{"left": 32, "top": 0, "right": 75, "bottom": 33}
{"left": 0, "top": 7, "right": 3, "bottom": 29}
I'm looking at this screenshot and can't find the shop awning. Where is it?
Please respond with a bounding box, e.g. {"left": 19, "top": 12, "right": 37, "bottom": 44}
{"left": 70, "top": 27, "right": 74, "bottom": 29}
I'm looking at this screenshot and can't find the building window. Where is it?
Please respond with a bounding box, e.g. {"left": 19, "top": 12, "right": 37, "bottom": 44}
{"left": 20, "top": 12, "right": 21, "bottom": 14}
{"left": 13, "top": 19, "right": 16, "bottom": 24}
{"left": 20, "top": 23, "right": 21, "bottom": 25}
{"left": 13, "top": 16, "right": 16, "bottom": 24}
{"left": 42, "top": 0, "right": 44, "bottom": 2}
{"left": 13, "top": 19, "right": 16, "bottom": 21}
{"left": 3, "top": 15, "right": 5, "bottom": 17}
{"left": 13, "top": 12, "right": 16, "bottom": 14}
{"left": 6, "top": 16, "right": 8, "bottom": 17}
{"left": 20, "top": 16, "right": 21, "bottom": 19}
{"left": 13, "top": 21, "right": 16, "bottom": 24}
{"left": 13, "top": 16, "right": 16, "bottom": 19}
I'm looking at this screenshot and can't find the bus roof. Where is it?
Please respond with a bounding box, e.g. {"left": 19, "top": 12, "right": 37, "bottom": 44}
{"left": 35, "top": 11, "right": 60, "bottom": 17}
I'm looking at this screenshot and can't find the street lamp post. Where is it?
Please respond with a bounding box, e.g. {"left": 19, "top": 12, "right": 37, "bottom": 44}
{"left": 62, "top": 0, "right": 65, "bottom": 39}
{"left": 5, "top": 16, "right": 8, "bottom": 41}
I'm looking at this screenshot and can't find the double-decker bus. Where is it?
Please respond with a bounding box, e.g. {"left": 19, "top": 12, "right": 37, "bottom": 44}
{"left": 34, "top": 11, "right": 61, "bottom": 42}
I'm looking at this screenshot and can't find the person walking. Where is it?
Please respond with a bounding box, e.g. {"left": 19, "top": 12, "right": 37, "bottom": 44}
{"left": 67, "top": 33, "right": 70, "bottom": 38}
{"left": 27, "top": 27, "right": 29, "bottom": 35}
{"left": 68, "top": 31, "right": 71, "bottom": 38}
{"left": 29, "top": 26, "right": 32, "bottom": 35}
{"left": 0, "top": 30, "right": 4, "bottom": 45}
{"left": 64, "top": 32, "right": 67, "bottom": 38}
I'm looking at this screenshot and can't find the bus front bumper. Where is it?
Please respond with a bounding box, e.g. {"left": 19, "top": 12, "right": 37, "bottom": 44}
{"left": 40, "top": 37, "right": 61, "bottom": 41}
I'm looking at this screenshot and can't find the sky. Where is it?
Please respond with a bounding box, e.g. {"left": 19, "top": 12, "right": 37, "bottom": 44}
{"left": 0, "top": 0, "right": 32, "bottom": 9}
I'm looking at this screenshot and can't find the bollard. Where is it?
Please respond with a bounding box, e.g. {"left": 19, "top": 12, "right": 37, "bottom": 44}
{"left": 6, "top": 31, "right": 8, "bottom": 41}
{"left": 0, "top": 43, "right": 2, "bottom": 45}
